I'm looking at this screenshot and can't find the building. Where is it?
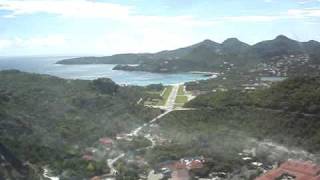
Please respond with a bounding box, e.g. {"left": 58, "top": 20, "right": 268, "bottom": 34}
{"left": 256, "top": 160, "right": 320, "bottom": 180}
{"left": 170, "top": 169, "right": 190, "bottom": 180}
{"left": 99, "top": 137, "right": 113, "bottom": 146}
{"left": 82, "top": 154, "right": 94, "bottom": 161}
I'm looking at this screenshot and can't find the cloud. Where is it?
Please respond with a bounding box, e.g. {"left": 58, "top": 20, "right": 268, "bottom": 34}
{"left": 0, "top": 0, "right": 131, "bottom": 19}
{"left": 0, "top": 39, "right": 12, "bottom": 49}
{"left": 93, "top": 25, "right": 204, "bottom": 54}
{"left": 1, "top": 0, "right": 318, "bottom": 25}
{"left": 0, "top": 0, "right": 319, "bottom": 55}
{"left": 287, "top": 8, "right": 320, "bottom": 17}
{"left": 0, "top": 0, "right": 217, "bottom": 28}
{"left": 0, "top": 35, "right": 65, "bottom": 49}
{"left": 221, "top": 15, "right": 284, "bottom": 22}
{"left": 295, "top": 0, "right": 320, "bottom": 4}
{"left": 264, "top": 0, "right": 320, "bottom": 4}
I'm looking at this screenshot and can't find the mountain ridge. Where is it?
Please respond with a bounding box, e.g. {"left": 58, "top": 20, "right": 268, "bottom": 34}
{"left": 57, "top": 35, "right": 320, "bottom": 75}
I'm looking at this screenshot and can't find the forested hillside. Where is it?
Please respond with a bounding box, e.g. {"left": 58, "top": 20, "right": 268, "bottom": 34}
{"left": 144, "top": 76, "right": 320, "bottom": 178}
{"left": 0, "top": 70, "right": 160, "bottom": 179}
{"left": 184, "top": 76, "right": 320, "bottom": 151}
{"left": 59, "top": 36, "right": 320, "bottom": 76}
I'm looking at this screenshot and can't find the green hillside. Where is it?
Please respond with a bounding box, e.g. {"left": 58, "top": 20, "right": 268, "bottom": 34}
{"left": 0, "top": 70, "right": 160, "bottom": 179}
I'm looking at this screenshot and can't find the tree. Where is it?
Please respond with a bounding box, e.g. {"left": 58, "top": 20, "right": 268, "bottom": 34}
{"left": 92, "top": 78, "right": 119, "bottom": 95}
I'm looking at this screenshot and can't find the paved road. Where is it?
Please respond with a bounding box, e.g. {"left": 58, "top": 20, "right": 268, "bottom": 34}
{"left": 164, "top": 84, "right": 179, "bottom": 111}
{"left": 107, "top": 153, "right": 125, "bottom": 175}
{"left": 107, "top": 110, "right": 173, "bottom": 176}
{"left": 145, "top": 84, "right": 180, "bottom": 111}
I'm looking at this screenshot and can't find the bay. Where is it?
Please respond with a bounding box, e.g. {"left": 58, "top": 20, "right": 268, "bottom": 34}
{"left": 0, "top": 56, "right": 212, "bottom": 86}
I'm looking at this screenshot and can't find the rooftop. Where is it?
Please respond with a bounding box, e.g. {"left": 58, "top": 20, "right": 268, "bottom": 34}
{"left": 256, "top": 160, "right": 320, "bottom": 180}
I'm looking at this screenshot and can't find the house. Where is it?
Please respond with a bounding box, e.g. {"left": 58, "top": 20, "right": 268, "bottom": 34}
{"left": 158, "top": 157, "right": 205, "bottom": 179}
{"left": 99, "top": 137, "right": 113, "bottom": 146}
{"left": 187, "top": 160, "right": 204, "bottom": 169}
{"left": 170, "top": 169, "right": 190, "bottom": 180}
{"left": 82, "top": 154, "right": 94, "bottom": 161}
{"left": 256, "top": 160, "right": 320, "bottom": 180}
{"left": 174, "top": 162, "right": 187, "bottom": 169}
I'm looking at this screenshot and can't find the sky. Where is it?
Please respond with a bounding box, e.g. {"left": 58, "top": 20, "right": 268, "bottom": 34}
{"left": 0, "top": 0, "right": 320, "bottom": 56}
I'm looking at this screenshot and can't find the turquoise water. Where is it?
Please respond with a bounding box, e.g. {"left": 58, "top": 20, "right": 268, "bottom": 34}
{"left": 0, "top": 56, "right": 211, "bottom": 86}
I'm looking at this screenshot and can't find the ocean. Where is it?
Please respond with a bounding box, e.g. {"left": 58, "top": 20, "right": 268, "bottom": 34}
{"left": 0, "top": 56, "right": 211, "bottom": 86}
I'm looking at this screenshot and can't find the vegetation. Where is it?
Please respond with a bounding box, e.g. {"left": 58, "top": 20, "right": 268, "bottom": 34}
{"left": 177, "top": 85, "right": 185, "bottom": 95}
{"left": 56, "top": 54, "right": 153, "bottom": 65}
{"left": 146, "top": 109, "right": 252, "bottom": 173}
{"left": 185, "top": 76, "right": 320, "bottom": 151}
{"left": 145, "top": 76, "right": 320, "bottom": 177}
{"left": 144, "top": 86, "right": 172, "bottom": 106}
{"left": 160, "top": 86, "right": 172, "bottom": 106}
{"left": 109, "top": 36, "right": 320, "bottom": 75}
{"left": 145, "top": 84, "right": 164, "bottom": 92}
{"left": 0, "top": 70, "right": 161, "bottom": 179}
{"left": 187, "top": 76, "right": 320, "bottom": 115}
{"left": 249, "top": 76, "right": 320, "bottom": 114}
{"left": 175, "top": 95, "right": 188, "bottom": 104}
{"left": 117, "top": 136, "right": 152, "bottom": 152}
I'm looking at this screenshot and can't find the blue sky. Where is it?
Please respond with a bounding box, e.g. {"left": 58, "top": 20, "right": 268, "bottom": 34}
{"left": 0, "top": 0, "right": 319, "bottom": 56}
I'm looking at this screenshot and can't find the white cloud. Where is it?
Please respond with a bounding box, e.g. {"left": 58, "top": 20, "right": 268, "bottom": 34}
{"left": 94, "top": 26, "right": 201, "bottom": 54}
{"left": 0, "top": 39, "right": 12, "bottom": 49}
{"left": 287, "top": 8, "right": 320, "bottom": 17}
{"left": 296, "top": 0, "right": 320, "bottom": 4}
{"left": 0, "top": 0, "right": 131, "bottom": 19}
{"left": 0, "top": 35, "right": 65, "bottom": 49}
{"left": 0, "top": 0, "right": 319, "bottom": 55}
{"left": 264, "top": 0, "right": 273, "bottom": 3}
{"left": 221, "top": 15, "right": 284, "bottom": 22}
{"left": 0, "top": 0, "right": 219, "bottom": 30}
{"left": 264, "top": 0, "right": 320, "bottom": 4}
{"left": 0, "top": 0, "right": 318, "bottom": 26}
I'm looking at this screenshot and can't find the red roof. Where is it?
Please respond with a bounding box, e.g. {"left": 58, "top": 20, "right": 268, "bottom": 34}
{"left": 99, "top": 137, "right": 113, "bottom": 145}
{"left": 256, "top": 160, "right": 320, "bottom": 180}
{"left": 188, "top": 160, "right": 203, "bottom": 169}
{"left": 281, "top": 160, "right": 320, "bottom": 176}
{"left": 82, "top": 155, "right": 93, "bottom": 161}
{"left": 174, "top": 162, "right": 187, "bottom": 169}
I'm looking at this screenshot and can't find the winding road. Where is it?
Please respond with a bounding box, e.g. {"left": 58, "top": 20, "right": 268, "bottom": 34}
{"left": 106, "top": 84, "right": 180, "bottom": 176}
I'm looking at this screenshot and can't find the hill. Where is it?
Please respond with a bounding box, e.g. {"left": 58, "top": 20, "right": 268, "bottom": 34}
{"left": 185, "top": 76, "right": 320, "bottom": 151}
{"left": 113, "top": 38, "right": 254, "bottom": 73}
{"left": 142, "top": 76, "right": 320, "bottom": 178}
{"left": 0, "top": 70, "right": 160, "bottom": 179}
{"left": 58, "top": 35, "right": 320, "bottom": 76}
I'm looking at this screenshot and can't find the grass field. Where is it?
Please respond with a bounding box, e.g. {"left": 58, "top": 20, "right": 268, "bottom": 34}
{"left": 177, "top": 85, "right": 185, "bottom": 96}
{"left": 175, "top": 95, "right": 188, "bottom": 104}
{"left": 144, "top": 86, "right": 173, "bottom": 106}
{"left": 157, "top": 86, "right": 173, "bottom": 106}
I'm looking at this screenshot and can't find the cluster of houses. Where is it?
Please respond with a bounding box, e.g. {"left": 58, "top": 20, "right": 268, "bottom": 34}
{"left": 256, "top": 160, "right": 320, "bottom": 180}
{"left": 253, "top": 54, "right": 319, "bottom": 77}
{"left": 151, "top": 157, "right": 205, "bottom": 180}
